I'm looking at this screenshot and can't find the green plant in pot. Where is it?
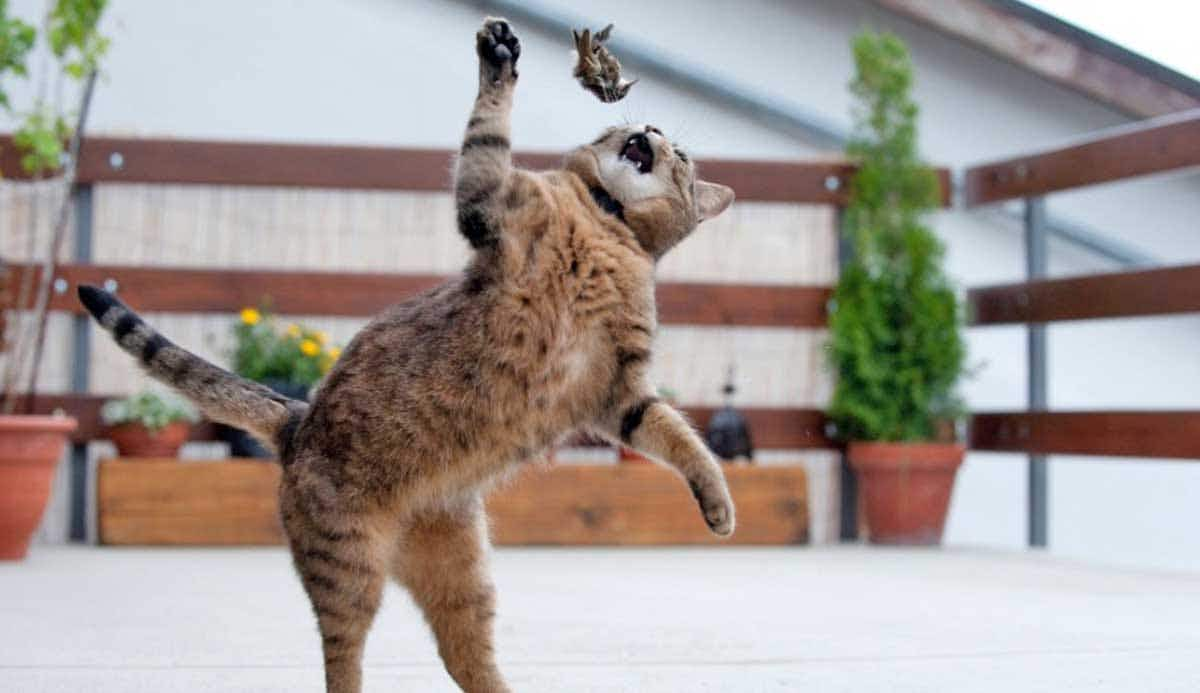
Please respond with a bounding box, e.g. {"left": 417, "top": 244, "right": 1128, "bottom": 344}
{"left": 0, "top": 0, "right": 109, "bottom": 560}
{"left": 220, "top": 306, "right": 340, "bottom": 457}
{"left": 827, "top": 31, "right": 967, "bottom": 545}
{"left": 101, "top": 390, "right": 197, "bottom": 459}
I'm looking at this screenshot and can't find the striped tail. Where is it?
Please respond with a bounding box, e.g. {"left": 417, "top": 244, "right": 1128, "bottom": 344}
{"left": 77, "top": 285, "right": 307, "bottom": 457}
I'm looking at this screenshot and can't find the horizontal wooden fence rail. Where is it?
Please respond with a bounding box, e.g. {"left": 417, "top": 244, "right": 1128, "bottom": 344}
{"left": 15, "top": 263, "right": 831, "bottom": 328}
{"left": 28, "top": 394, "right": 836, "bottom": 449}
{"left": 0, "top": 134, "right": 952, "bottom": 205}
{"left": 963, "top": 108, "right": 1200, "bottom": 205}
{"left": 40, "top": 391, "right": 1200, "bottom": 459}
{"left": 48, "top": 389, "right": 1200, "bottom": 459}
{"left": 969, "top": 264, "right": 1200, "bottom": 325}
{"left": 34, "top": 258, "right": 1197, "bottom": 331}
{"left": 971, "top": 411, "right": 1200, "bottom": 459}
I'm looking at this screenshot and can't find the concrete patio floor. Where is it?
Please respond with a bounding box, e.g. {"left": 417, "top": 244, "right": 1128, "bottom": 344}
{"left": 2, "top": 546, "right": 1199, "bottom": 692}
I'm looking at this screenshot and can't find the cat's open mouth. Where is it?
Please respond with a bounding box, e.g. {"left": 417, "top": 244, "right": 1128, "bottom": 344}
{"left": 621, "top": 133, "right": 654, "bottom": 174}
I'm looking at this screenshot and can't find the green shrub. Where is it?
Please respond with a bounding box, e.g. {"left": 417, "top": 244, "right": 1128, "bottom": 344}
{"left": 101, "top": 390, "right": 197, "bottom": 432}
{"left": 230, "top": 306, "right": 340, "bottom": 388}
{"left": 827, "top": 31, "right": 966, "bottom": 443}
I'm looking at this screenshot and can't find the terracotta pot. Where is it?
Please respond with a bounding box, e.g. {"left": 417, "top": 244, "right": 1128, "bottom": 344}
{"left": 106, "top": 421, "right": 190, "bottom": 458}
{"left": 0, "top": 415, "right": 77, "bottom": 561}
{"left": 848, "top": 441, "right": 964, "bottom": 546}
{"left": 618, "top": 446, "right": 654, "bottom": 464}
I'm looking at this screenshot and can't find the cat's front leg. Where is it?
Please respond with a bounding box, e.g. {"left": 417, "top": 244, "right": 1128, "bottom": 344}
{"left": 475, "top": 17, "right": 520, "bottom": 88}
{"left": 606, "top": 398, "right": 737, "bottom": 537}
{"left": 455, "top": 18, "right": 521, "bottom": 249}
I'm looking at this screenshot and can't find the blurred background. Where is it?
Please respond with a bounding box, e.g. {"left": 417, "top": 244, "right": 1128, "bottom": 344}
{"left": 2, "top": 1, "right": 1199, "bottom": 690}
{"left": 7, "top": 0, "right": 1197, "bottom": 569}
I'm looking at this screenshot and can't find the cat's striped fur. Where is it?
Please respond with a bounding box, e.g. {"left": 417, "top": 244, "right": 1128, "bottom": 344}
{"left": 80, "top": 17, "right": 736, "bottom": 693}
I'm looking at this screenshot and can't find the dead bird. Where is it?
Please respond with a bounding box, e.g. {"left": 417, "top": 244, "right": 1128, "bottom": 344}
{"left": 572, "top": 23, "right": 637, "bottom": 103}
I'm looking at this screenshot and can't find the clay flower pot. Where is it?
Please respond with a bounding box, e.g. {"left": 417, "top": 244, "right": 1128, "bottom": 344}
{"left": 848, "top": 441, "right": 964, "bottom": 545}
{"left": 618, "top": 446, "right": 654, "bottom": 464}
{"left": 107, "top": 421, "right": 191, "bottom": 458}
{"left": 0, "top": 415, "right": 77, "bottom": 560}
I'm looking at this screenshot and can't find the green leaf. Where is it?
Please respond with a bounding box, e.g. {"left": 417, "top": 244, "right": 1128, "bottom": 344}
{"left": 0, "top": 1, "right": 38, "bottom": 117}
{"left": 46, "top": 0, "right": 109, "bottom": 77}
{"left": 101, "top": 390, "right": 198, "bottom": 431}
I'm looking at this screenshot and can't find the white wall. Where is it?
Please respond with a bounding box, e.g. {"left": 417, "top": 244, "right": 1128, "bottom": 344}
{"left": 4, "top": 0, "right": 1197, "bottom": 570}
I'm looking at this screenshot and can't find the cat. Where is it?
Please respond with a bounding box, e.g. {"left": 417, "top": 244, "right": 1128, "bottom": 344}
{"left": 78, "top": 17, "right": 736, "bottom": 693}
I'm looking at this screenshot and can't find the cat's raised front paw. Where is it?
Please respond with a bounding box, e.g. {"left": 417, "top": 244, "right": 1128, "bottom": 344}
{"left": 689, "top": 479, "right": 736, "bottom": 537}
{"left": 477, "top": 17, "right": 521, "bottom": 83}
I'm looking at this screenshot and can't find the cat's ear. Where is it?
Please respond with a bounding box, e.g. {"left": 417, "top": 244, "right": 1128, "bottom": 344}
{"left": 695, "top": 180, "right": 734, "bottom": 221}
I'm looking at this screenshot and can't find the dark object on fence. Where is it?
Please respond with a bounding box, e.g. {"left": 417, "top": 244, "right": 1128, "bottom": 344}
{"left": 705, "top": 376, "right": 754, "bottom": 463}
{"left": 217, "top": 379, "right": 308, "bottom": 459}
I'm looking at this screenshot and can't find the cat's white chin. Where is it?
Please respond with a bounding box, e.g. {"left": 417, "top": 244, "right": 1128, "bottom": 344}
{"left": 596, "top": 152, "right": 669, "bottom": 203}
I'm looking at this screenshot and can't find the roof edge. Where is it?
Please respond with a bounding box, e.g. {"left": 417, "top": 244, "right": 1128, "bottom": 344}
{"left": 874, "top": 0, "right": 1200, "bottom": 117}
{"left": 989, "top": 0, "right": 1200, "bottom": 100}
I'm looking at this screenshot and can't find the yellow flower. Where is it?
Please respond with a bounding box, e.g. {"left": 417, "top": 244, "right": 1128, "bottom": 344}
{"left": 240, "top": 308, "right": 261, "bottom": 325}
{"left": 286, "top": 324, "right": 301, "bottom": 337}
{"left": 299, "top": 339, "right": 320, "bottom": 356}
{"left": 327, "top": 347, "right": 342, "bottom": 360}
{"left": 313, "top": 330, "right": 329, "bottom": 345}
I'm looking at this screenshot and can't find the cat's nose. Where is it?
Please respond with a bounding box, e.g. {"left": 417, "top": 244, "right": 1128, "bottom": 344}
{"left": 644, "top": 125, "right": 663, "bottom": 137}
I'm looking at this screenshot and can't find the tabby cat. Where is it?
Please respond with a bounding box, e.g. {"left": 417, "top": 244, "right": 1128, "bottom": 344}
{"left": 78, "top": 17, "right": 736, "bottom": 693}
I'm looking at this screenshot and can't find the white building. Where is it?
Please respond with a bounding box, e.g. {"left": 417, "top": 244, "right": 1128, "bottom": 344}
{"left": 4, "top": 0, "right": 1197, "bottom": 571}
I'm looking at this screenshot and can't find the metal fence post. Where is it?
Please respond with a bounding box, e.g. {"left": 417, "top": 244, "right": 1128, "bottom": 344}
{"left": 1024, "top": 196, "right": 1048, "bottom": 548}
{"left": 834, "top": 203, "right": 858, "bottom": 542}
{"left": 68, "top": 183, "right": 93, "bottom": 542}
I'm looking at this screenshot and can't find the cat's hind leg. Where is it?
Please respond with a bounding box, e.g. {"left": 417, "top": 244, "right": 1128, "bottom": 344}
{"left": 393, "top": 494, "right": 510, "bottom": 693}
{"left": 281, "top": 484, "right": 389, "bottom": 693}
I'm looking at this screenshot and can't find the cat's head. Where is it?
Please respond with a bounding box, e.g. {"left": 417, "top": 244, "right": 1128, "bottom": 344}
{"left": 565, "top": 125, "right": 735, "bottom": 259}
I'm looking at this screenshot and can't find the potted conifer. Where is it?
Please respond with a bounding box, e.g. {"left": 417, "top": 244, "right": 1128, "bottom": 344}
{"left": 827, "top": 32, "right": 967, "bottom": 545}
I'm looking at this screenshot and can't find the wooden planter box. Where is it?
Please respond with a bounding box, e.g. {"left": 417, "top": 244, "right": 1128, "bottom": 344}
{"left": 97, "top": 460, "right": 807, "bottom": 546}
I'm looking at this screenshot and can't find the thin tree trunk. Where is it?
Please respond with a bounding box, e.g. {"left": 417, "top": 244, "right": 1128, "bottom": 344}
{"left": 0, "top": 1, "right": 55, "bottom": 412}
{"left": 0, "top": 173, "right": 47, "bottom": 412}
{"left": 17, "top": 70, "right": 99, "bottom": 414}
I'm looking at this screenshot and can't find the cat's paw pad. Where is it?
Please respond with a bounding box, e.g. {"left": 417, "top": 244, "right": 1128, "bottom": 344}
{"left": 477, "top": 17, "right": 520, "bottom": 81}
{"left": 689, "top": 479, "right": 736, "bottom": 537}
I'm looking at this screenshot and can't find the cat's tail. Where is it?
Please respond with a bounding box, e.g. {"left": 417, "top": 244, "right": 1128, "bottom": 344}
{"left": 78, "top": 285, "right": 307, "bottom": 457}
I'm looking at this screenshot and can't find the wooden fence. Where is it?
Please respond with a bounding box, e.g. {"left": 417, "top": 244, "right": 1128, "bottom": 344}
{"left": 6, "top": 136, "right": 868, "bottom": 454}
{"left": 961, "top": 108, "right": 1200, "bottom": 545}
{"left": 5, "top": 109, "right": 1200, "bottom": 544}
